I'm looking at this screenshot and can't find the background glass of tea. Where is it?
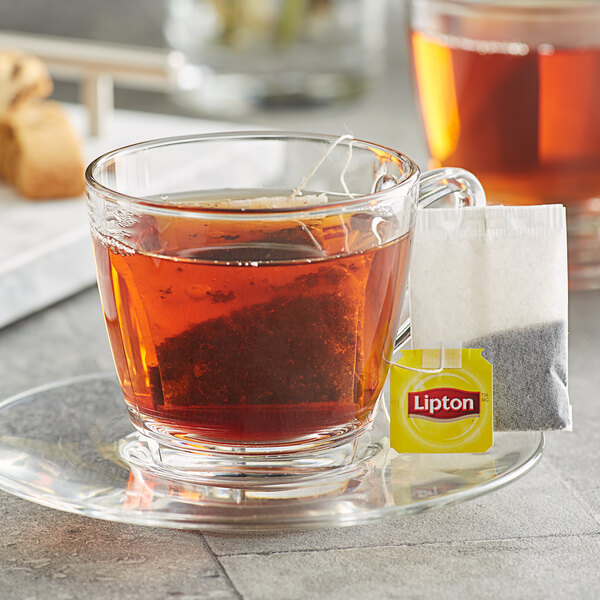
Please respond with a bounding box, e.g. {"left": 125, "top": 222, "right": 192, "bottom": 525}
{"left": 85, "top": 132, "right": 484, "bottom": 475}
{"left": 409, "top": 0, "right": 600, "bottom": 289}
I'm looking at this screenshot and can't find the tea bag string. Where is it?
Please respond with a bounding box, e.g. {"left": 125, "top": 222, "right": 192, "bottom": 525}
{"left": 380, "top": 357, "right": 444, "bottom": 423}
{"left": 378, "top": 360, "right": 443, "bottom": 427}
{"left": 383, "top": 356, "right": 444, "bottom": 374}
{"left": 291, "top": 134, "right": 356, "bottom": 200}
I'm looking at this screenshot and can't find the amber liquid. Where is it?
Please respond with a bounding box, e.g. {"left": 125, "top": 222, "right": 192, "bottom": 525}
{"left": 93, "top": 201, "right": 409, "bottom": 445}
{"left": 411, "top": 31, "right": 600, "bottom": 206}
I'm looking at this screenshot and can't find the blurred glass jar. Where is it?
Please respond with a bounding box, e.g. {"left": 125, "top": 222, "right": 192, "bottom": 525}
{"left": 165, "top": 0, "right": 388, "bottom": 115}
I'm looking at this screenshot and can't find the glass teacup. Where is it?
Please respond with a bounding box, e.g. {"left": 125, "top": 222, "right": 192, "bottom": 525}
{"left": 85, "top": 132, "right": 484, "bottom": 474}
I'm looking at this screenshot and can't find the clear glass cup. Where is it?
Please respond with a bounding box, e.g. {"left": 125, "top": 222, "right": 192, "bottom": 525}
{"left": 85, "top": 132, "right": 484, "bottom": 475}
{"left": 165, "top": 0, "right": 388, "bottom": 115}
{"left": 408, "top": 0, "right": 600, "bottom": 289}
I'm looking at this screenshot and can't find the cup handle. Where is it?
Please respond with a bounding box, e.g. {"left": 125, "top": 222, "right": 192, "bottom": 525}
{"left": 394, "top": 167, "right": 486, "bottom": 349}
{"left": 417, "top": 166, "right": 486, "bottom": 209}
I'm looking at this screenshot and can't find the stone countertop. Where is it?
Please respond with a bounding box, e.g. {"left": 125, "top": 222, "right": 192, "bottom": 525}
{"left": 0, "top": 287, "right": 598, "bottom": 599}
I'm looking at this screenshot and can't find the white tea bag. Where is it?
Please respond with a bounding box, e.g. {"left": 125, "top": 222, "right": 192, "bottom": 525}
{"left": 409, "top": 205, "right": 571, "bottom": 431}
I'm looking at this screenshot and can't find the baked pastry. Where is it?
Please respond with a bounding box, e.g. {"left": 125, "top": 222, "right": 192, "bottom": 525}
{"left": 0, "top": 101, "right": 85, "bottom": 199}
{"left": 0, "top": 51, "right": 53, "bottom": 113}
{"left": 0, "top": 50, "right": 85, "bottom": 199}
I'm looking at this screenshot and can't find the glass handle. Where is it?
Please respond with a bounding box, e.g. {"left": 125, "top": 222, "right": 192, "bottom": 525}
{"left": 394, "top": 167, "right": 486, "bottom": 349}
{"left": 417, "top": 167, "right": 486, "bottom": 209}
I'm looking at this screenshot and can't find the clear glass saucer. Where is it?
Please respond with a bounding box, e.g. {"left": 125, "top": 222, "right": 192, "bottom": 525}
{"left": 0, "top": 373, "right": 543, "bottom": 531}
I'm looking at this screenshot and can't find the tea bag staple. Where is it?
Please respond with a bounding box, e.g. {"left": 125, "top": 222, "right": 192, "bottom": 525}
{"left": 409, "top": 204, "right": 571, "bottom": 431}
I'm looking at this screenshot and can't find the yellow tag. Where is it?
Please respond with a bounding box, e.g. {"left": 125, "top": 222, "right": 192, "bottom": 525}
{"left": 390, "top": 349, "right": 493, "bottom": 453}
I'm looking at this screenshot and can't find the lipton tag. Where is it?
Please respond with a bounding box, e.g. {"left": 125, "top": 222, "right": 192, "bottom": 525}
{"left": 390, "top": 349, "right": 493, "bottom": 453}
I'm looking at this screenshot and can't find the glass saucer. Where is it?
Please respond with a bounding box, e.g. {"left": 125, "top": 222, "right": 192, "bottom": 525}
{"left": 0, "top": 373, "right": 543, "bottom": 531}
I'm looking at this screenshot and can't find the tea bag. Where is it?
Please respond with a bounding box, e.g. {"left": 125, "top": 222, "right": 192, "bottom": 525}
{"left": 150, "top": 135, "right": 373, "bottom": 414}
{"left": 409, "top": 204, "right": 571, "bottom": 431}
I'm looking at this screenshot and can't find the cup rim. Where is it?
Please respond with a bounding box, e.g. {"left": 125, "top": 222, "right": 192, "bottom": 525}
{"left": 411, "top": 0, "right": 600, "bottom": 16}
{"left": 85, "top": 131, "right": 421, "bottom": 216}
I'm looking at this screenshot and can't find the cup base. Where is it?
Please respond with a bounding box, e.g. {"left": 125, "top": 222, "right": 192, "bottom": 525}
{"left": 126, "top": 406, "right": 376, "bottom": 479}
{"left": 118, "top": 431, "right": 380, "bottom": 488}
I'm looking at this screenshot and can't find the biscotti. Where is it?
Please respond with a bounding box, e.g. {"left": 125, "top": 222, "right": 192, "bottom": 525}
{"left": 0, "top": 101, "right": 85, "bottom": 199}
{"left": 0, "top": 51, "right": 53, "bottom": 113}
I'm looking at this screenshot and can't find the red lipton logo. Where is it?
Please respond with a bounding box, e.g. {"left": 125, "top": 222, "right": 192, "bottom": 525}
{"left": 407, "top": 388, "right": 480, "bottom": 422}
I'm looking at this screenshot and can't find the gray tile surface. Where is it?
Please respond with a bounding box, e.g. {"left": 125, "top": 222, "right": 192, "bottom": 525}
{"left": 205, "top": 459, "right": 598, "bottom": 556}
{"left": 60, "top": 286, "right": 116, "bottom": 371}
{"left": 543, "top": 291, "right": 600, "bottom": 523}
{"left": 545, "top": 414, "right": 600, "bottom": 524}
{"left": 219, "top": 535, "right": 600, "bottom": 600}
{"left": 0, "top": 496, "right": 239, "bottom": 600}
{"left": 0, "top": 288, "right": 111, "bottom": 398}
{"left": 0, "top": 301, "right": 100, "bottom": 397}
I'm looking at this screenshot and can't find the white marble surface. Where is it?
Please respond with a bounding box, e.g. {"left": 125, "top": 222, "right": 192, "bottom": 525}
{"left": 0, "top": 188, "right": 91, "bottom": 328}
